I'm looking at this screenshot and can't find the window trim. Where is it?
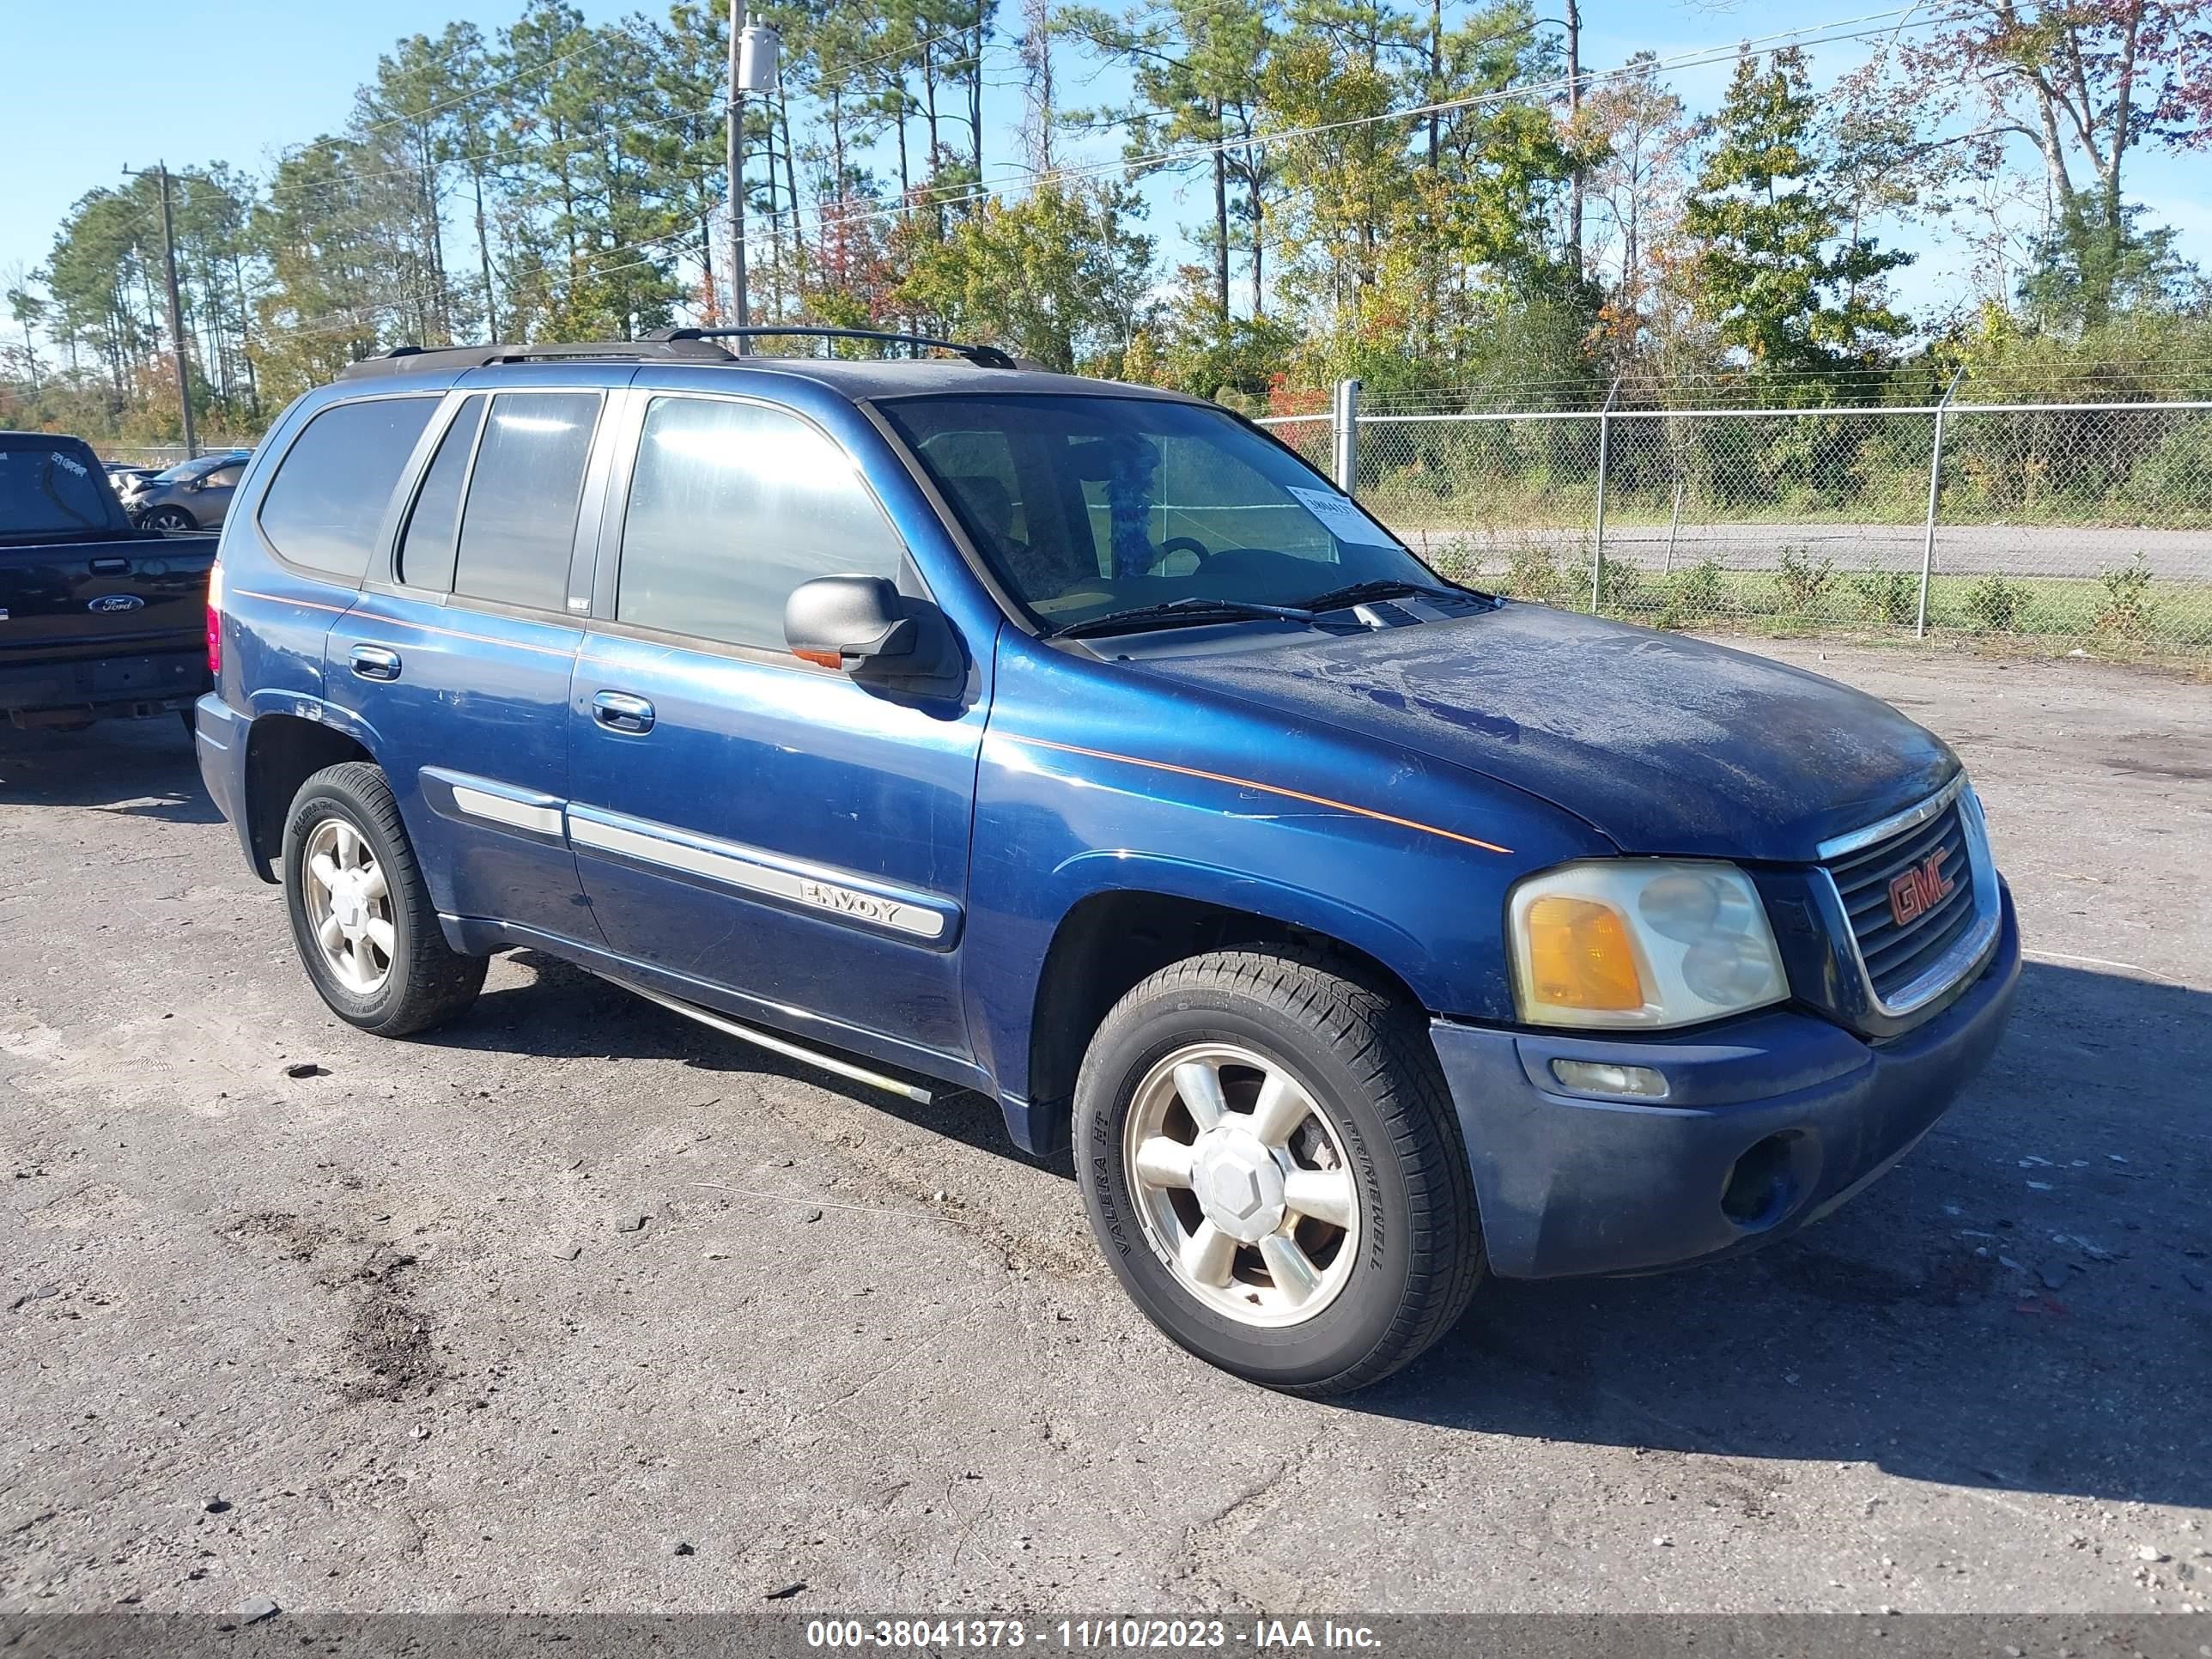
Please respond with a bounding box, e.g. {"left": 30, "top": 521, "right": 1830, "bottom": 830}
{"left": 252, "top": 389, "right": 446, "bottom": 588}
{"left": 591, "top": 387, "right": 918, "bottom": 664}
{"left": 380, "top": 391, "right": 491, "bottom": 599}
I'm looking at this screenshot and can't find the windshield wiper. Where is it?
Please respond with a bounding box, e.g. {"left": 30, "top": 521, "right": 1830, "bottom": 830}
{"left": 1053, "top": 596, "right": 1317, "bottom": 639}
{"left": 1295, "top": 578, "right": 1471, "bottom": 613}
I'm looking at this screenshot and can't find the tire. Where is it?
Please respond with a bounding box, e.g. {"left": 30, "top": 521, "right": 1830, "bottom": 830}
{"left": 141, "top": 506, "right": 196, "bottom": 532}
{"left": 282, "top": 762, "right": 486, "bottom": 1036}
{"left": 1074, "top": 947, "right": 1484, "bottom": 1396}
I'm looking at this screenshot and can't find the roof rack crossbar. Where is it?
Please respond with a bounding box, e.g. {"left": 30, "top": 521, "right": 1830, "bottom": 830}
{"left": 647, "top": 325, "right": 1016, "bottom": 370}
{"left": 336, "top": 337, "right": 734, "bottom": 380}
{"left": 335, "top": 325, "right": 1022, "bottom": 382}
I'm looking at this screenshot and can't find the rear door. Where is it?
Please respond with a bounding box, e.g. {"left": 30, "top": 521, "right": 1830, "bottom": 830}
{"left": 566, "top": 388, "right": 985, "bottom": 1064}
{"left": 325, "top": 378, "right": 616, "bottom": 945}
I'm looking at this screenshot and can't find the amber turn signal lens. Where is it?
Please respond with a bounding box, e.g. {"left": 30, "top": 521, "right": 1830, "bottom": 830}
{"left": 1523, "top": 896, "right": 1646, "bottom": 1012}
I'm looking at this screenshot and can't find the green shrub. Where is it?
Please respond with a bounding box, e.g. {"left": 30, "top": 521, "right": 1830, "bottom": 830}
{"left": 1425, "top": 536, "right": 1485, "bottom": 587}
{"left": 1776, "top": 547, "right": 1838, "bottom": 614}
{"left": 1963, "top": 574, "right": 2031, "bottom": 632}
{"left": 1597, "top": 558, "right": 1645, "bottom": 615}
{"left": 1504, "top": 541, "right": 1568, "bottom": 605}
{"left": 2120, "top": 420, "right": 2212, "bottom": 524}
{"left": 2093, "top": 553, "right": 2157, "bottom": 644}
{"left": 1855, "top": 565, "right": 1917, "bottom": 626}
{"left": 1669, "top": 557, "right": 1726, "bottom": 620}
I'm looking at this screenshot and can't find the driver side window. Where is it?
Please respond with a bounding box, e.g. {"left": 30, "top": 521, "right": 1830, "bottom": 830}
{"left": 615, "top": 395, "right": 905, "bottom": 651}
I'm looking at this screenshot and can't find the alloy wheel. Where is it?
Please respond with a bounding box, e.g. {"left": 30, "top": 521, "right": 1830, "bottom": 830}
{"left": 301, "top": 817, "right": 394, "bottom": 995}
{"left": 1123, "top": 1042, "right": 1363, "bottom": 1328}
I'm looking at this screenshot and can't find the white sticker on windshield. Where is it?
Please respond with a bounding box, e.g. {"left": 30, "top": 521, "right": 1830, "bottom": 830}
{"left": 1287, "top": 485, "right": 1393, "bottom": 547}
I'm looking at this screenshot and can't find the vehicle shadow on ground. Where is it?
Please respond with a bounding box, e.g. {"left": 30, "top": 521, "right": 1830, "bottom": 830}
{"left": 416, "top": 905, "right": 2210, "bottom": 1510}
{"left": 424, "top": 947, "right": 1054, "bottom": 1170}
{"left": 0, "top": 716, "right": 219, "bottom": 823}
{"left": 1364, "top": 959, "right": 2212, "bottom": 1511}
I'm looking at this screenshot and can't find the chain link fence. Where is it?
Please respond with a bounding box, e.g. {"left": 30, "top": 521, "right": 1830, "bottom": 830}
{"left": 1258, "top": 413, "right": 1335, "bottom": 484}
{"left": 1262, "top": 396, "right": 2212, "bottom": 656}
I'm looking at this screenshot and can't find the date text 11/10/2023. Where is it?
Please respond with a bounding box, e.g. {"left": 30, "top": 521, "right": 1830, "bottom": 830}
{"left": 803, "top": 1619, "right": 1384, "bottom": 1650}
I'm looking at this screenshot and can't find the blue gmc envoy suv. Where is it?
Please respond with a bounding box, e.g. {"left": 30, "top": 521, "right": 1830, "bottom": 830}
{"left": 196, "top": 327, "right": 2021, "bottom": 1395}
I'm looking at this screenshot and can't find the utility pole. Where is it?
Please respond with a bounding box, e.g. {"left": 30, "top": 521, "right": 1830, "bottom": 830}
{"left": 726, "top": 5, "right": 747, "bottom": 352}
{"left": 123, "top": 161, "right": 196, "bottom": 459}
{"left": 728, "top": 11, "right": 782, "bottom": 355}
{"left": 1565, "top": 0, "right": 1583, "bottom": 280}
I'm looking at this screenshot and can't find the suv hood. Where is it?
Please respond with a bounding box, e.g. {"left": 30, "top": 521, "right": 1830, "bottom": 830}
{"left": 1133, "top": 603, "right": 1956, "bottom": 861}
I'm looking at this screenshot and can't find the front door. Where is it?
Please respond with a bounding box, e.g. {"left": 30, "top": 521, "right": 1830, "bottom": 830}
{"left": 567, "top": 390, "right": 987, "bottom": 1066}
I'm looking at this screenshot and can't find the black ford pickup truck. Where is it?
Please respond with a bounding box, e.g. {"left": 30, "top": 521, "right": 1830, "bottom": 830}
{"left": 1, "top": 432, "right": 216, "bottom": 731}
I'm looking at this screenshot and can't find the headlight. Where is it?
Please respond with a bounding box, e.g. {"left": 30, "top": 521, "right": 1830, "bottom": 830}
{"left": 1509, "top": 860, "right": 1788, "bottom": 1030}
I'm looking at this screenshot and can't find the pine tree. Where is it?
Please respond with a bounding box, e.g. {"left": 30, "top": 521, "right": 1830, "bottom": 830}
{"left": 1681, "top": 46, "right": 1911, "bottom": 380}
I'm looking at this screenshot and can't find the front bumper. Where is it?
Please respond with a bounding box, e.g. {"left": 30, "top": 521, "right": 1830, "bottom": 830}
{"left": 1431, "top": 883, "right": 2021, "bottom": 1279}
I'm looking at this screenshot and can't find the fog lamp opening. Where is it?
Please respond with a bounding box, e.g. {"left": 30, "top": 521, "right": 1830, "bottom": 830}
{"left": 1722, "top": 1132, "right": 1803, "bottom": 1230}
{"left": 1549, "top": 1058, "right": 1669, "bottom": 1100}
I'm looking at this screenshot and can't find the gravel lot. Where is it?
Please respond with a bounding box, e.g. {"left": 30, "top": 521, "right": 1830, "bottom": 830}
{"left": 3, "top": 641, "right": 2209, "bottom": 1616}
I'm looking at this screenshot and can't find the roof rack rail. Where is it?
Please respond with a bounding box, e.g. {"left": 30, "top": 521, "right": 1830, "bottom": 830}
{"left": 646, "top": 325, "right": 1017, "bottom": 370}
{"left": 336, "top": 337, "right": 734, "bottom": 381}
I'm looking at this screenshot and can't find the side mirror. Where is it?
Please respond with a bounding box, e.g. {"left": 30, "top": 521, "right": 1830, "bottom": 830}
{"left": 784, "top": 575, "right": 963, "bottom": 693}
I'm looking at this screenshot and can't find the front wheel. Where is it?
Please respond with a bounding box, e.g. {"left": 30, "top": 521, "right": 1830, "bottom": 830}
{"left": 1074, "top": 948, "right": 1484, "bottom": 1395}
{"left": 282, "top": 762, "right": 486, "bottom": 1036}
{"left": 140, "top": 506, "right": 196, "bottom": 532}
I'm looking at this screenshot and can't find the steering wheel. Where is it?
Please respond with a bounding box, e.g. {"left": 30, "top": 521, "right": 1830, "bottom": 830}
{"left": 1149, "top": 535, "right": 1213, "bottom": 576}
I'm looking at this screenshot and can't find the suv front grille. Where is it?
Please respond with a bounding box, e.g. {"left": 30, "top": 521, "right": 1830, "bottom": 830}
{"left": 1825, "top": 793, "right": 1980, "bottom": 1004}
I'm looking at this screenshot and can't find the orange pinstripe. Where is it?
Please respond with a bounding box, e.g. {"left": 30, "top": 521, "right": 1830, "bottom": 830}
{"left": 1001, "top": 733, "right": 1512, "bottom": 856}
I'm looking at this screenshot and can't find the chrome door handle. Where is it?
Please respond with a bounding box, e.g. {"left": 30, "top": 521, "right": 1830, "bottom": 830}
{"left": 592, "top": 690, "right": 655, "bottom": 734}
{"left": 349, "top": 644, "right": 401, "bottom": 681}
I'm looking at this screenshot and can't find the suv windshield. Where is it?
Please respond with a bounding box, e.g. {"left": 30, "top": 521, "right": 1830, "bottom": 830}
{"left": 879, "top": 394, "right": 1449, "bottom": 631}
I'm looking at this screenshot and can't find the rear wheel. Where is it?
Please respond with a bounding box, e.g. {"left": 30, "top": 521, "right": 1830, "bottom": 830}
{"left": 282, "top": 763, "right": 485, "bottom": 1036}
{"left": 1074, "top": 947, "right": 1484, "bottom": 1395}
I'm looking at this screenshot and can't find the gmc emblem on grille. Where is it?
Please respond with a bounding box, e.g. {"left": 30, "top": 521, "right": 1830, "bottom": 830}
{"left": 1887, "top": 847, "right": 1954, "bottom": 927}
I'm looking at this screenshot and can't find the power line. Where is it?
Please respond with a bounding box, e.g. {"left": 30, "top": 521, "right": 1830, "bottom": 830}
{"left": 742, "top": 1, "right": 1978, "bottom": 245}
{"left": 274, "top": 220, "right": 709, "bottom": 338}
{"left": 346, "top": 27, "right": 613, "bottom": 142}
{"left": 265, "top": 26, "right": 990, "bottom": 210}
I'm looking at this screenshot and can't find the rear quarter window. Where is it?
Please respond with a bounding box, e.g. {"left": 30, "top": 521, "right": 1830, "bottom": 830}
{"left": 257, "top": 397, "right": 438, "bottom": 583}
{"left": 396, "top": 396, "right": 487, "bottom": 592}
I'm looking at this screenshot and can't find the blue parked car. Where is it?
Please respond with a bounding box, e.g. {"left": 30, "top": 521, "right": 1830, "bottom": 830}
{"left": 195, "top": 328, "right": 2020, "bottom": 1395}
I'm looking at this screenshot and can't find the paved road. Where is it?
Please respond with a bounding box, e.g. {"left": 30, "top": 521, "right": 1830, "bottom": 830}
{"left": 3, "top": 644, "right": 2210, "bottom": 1615}
{"left": 1392, "top": 521, "right": 2212, "bottom": 582}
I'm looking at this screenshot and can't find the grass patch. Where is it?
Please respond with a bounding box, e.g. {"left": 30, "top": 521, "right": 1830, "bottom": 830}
{"left": 1513, "top": 562, "right": 2212, "bottom": 654}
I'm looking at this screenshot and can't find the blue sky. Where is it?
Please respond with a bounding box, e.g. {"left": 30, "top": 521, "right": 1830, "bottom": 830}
{"left": 3, "top": 0, "right": 2206, "bottom": 333}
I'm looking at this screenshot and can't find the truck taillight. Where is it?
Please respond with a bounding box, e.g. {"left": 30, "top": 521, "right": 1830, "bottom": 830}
{"left": 205, "top": 559, "right": 223, "bottom": 678}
